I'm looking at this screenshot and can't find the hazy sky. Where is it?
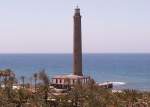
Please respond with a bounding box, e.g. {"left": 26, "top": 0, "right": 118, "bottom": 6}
{"left": 0, "top": 0, "right": 150, "bottom": 53}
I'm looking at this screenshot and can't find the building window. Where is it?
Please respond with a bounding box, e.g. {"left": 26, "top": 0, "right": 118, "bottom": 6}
{"left": 73, "top": 80, "right": 75, "bottom": 84}
{"left": 56, "top": 79, "right": 58, "bottom": 83}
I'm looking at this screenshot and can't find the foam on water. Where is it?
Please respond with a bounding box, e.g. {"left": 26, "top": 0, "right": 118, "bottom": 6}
{"left": 110, "top": 82, "right": 126, "bottom": 86}
{"left": 98, "top": 81, "right": 126, "bottom": 86}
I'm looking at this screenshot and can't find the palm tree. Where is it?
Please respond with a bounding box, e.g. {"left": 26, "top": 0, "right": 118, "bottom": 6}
{"left": 20, "top": 76, "right": 25, "bottom": 88}
{"left": 38, "top": 69, "right": 50, "bottom": 104}
{"left": 33, "top": 73, "right": 38, "bottom": 92}
{"left": 0, "top": 69, "right": 15, "bottom": 88}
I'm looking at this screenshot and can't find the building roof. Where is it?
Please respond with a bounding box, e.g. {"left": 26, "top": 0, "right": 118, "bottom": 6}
{"left": 52, "top": 74, "right": 89, "bottom": 79}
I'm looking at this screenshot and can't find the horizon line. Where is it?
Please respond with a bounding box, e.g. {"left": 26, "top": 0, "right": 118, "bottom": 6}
{"left": 0, "top": 52, "right": 150, "bottom": 54}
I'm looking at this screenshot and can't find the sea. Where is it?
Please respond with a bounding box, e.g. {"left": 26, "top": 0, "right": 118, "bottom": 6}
{"left": 0, "top": 54, "right": 150, "bottom": 91}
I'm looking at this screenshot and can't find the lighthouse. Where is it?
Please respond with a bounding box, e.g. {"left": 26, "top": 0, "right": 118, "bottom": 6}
{"left": 73, "top": 6, "right": 83, "bottom": 76}
{"left": 51, "top": 7, "right": 90, "bottom": 88}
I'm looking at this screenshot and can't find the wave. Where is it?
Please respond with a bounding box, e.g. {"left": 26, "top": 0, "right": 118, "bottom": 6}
{"left": 110, "top": 82, "right": 126, "bottom": 86}
{"left": 98, "top": 81, "right": 126, "bottom": 86}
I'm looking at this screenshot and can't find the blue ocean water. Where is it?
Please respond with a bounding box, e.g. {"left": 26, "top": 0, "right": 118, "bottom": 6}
{"left": 0, "top": 54, "right": 150, "bottom": 91}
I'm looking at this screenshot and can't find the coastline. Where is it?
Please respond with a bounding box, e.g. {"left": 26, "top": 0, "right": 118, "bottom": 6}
{"left": 0, "top": 53, "right": 150, "bottom": 91}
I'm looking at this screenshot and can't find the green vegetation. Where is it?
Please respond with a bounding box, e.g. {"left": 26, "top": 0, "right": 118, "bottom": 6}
{"left": 0, "top": 69, "right": 150, "bottom": 107}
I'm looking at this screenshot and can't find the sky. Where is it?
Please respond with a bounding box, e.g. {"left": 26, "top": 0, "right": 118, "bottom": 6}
{"left": 0, "top": 0, "right": 150, "bottom": 53}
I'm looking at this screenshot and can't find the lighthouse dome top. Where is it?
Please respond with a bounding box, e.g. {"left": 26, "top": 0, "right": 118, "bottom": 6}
{"left": 75, "top": 6, "right": 80, "bottom": 13}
